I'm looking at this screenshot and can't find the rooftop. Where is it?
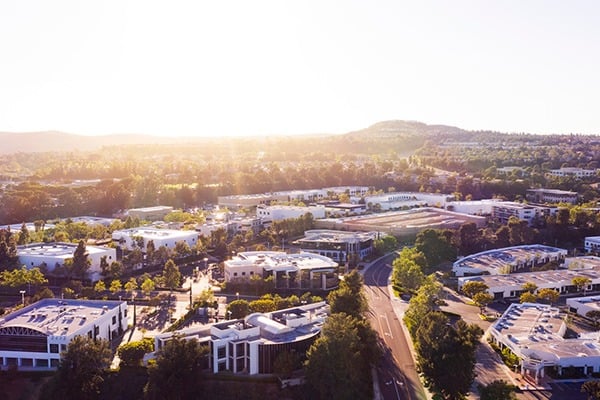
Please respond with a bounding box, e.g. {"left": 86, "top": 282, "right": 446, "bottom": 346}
{"left": 18, "top": 242, "right": 112, "bottom": 257}
{"left": 0, "top": 299, "right": 124, "bottom": 337}
{"left": 226, "top": 251, "right": 338, "bottom": 272}
{"left": 453, "top": 245, "right": 567, "bottom": 274}
{"left": 296, "top": 229, "right": 376, "bottom": 243}
{"left": 493, "top": 303, "right": 600, "bottom": 362}
{"left": 112, "top": 228, "right": 197, "bottom": 240}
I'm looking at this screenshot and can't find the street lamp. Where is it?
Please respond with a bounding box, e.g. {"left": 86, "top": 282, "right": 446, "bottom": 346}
{"left": 19, "top": 290, "right": 25, "bottom": 306}
{"left": 203, "top": 257, "right": 208, "bottom": 270}
{"left": 227, "top": 310, "right": 232, "bottom": 320}
{"left": 236, "top": 292, "right": 239, "bottom": 301}
{"left": 131, "top": 292, "right": 137, "bottom": 327}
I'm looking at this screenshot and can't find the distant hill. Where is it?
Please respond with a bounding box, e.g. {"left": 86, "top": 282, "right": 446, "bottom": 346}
{"left": 0, "top": 121, "right": 483, "bottom": 155}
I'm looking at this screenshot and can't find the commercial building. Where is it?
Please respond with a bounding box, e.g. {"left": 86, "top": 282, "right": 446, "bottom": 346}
{"left": 322, "top": 186, "right": 370, "bottom": 197}
{"left": 17, "top": 242, "right": 117, "bottom": 281}
{"left": 0, "top": 299, "right": 128, "bottom": 370}
{"left": 315, "top": 208, "right": 485, "bottom": 238}
{"left": 526, "top": 188, "right": 578, "bottom": 205}
{"left": 154, "top": 301, "right": 329, "bottom": 375}
{"left": 452, "top": 245, "right": 567, "bottom": 277}
{"left": 293, "top": 229, "right": 376, "bottom": 263}
{"left": 224, "top": 251, "right": 339, "bottom": 290}
{"left": 585, "top": 237, "right": 600, "bottom": 253}
{"left": 256, "top": 205, "right": 326, "bottom": 221}
{"left": 489, "top": 302, "right": 600, "bottom": 382}
{"left": 458, "top": 256, "right": 600, "bottom": 299}
{"left": 64, "top": 216, "right": 119, "bottom": 227}
{"left": 567, "top": 296, "right": 600, "bottom": 318}
{"left": 111, "top": 228, "right": 198, "bottom": 252}
{"left": 127, "top": 206, "right": 174, "bottom": 221}
{"left": 548, "top": 167, "right": 598, "bottom": 179}
{"left": 363, "top": 192, "right": 454, "bottom": 211}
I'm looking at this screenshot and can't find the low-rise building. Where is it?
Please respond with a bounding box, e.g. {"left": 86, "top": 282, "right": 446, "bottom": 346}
{"left": 217, "top": 193, "right": 288, "bottom": 210}
{"left": 64, "top": 216, "right": 119, "bottom": 227}
{"left": 127, "top": 206, "right": 174, "bottom": 221}
{"left": 458, "top": 256, "right": 600, "bottom": 299}
{"left": 0, "top": 299, "right": 128, "bottom": 370}
{"left": 224, "top": 251, "right": 339, "bottom": 290}
{"left": 111, "top": 228, "right": 198, "bottom": 252}
{"left": 256, "top": 205, "right": 326, "bottom": 221}
{"left": 585, "top": 237, "right": 600, "bottom": 253}
{"left": 526, "top": 188, "right": 578, "bottom": 205}
{"left": 293, "top": 229, "right": 376, "bottom": 263}
{"left": 363, "top": 192, "right": 454, "bottom": 211}
{"left": 567, "top": 296, "right": 600, "bottom": 318}
{"left": 452, "top": 245, "right": 567, "bottom": 277}
{"left": 548, "top": 167, "right": 598, "bottom": 179}
{"left": 154, "top": 301, "right": 329, "bottom": 375}
{"left": 489, "top": 302, "right": 600, "bottom": 383}
{"left": 17, "top": 242, "right": 117, "bottom": 281}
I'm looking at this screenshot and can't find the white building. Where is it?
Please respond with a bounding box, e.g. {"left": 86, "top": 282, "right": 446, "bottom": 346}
{"left": 224, "top": 251, "right": 339, "bottom": 290}
{"left": 548, "top": 167, "right": 598, "bottom": 179}
{"left": 323, "top": 186, "right": 370, "bottom": 197}
{"left": 585, "top": 237, "right": 600, "bottom": 253}
{"left": 112, "top": 228, "right": 198, "bottom": 252}
{"left": 127, "top": 206, "right": 174, "bottom": 221}
{"left": 458, "top": 256, "right": 600, "bottom": 299}
{"left": 293, "top": 229, "right": 377, "bottom": 263}
{"left": 526, "top": 188, "right": 578, "bottom": 205}
{"left": 567, "top": 296, "right": 600, "bottom": 318}
{"left": 364, "top": 192, "right": 454, "bottom": 211}
{"left": 64, "top": 216, "right": 119, "bottom": 227}
{"left": 273, "top": 189, "right": 328, "bottom": 203}
{"left": 154, "top": 301, "right": 329, "bottom": 375}
{"left": 17, "top": 242, "right": 117, "bottom": 282}
{"left": 489, "top": 302, "right": 600, "bottom": 382}
{"left": 452, "top": 245, "right": 567, "bottom": 277}
{"left": 491, "top": 201, "right": 557, "bottom": 225}
{"left": 256, "top": 205, "right": 326, "bottom": 221}
{"left": 217, "top": 193, "right": 288, "bottom": 209}
{"left": 446, "top": 199, "right": 497, "bottom": 215}
{"left": 0, "top": 299, "right": 128, "bottom": 370}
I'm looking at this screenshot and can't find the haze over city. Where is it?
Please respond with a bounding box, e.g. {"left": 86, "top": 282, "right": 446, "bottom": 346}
{"left": 1, "top": 0, "right": 600, "bottom": 137}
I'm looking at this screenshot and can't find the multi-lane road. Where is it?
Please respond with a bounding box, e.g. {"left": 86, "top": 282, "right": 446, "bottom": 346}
{"left": 363, "top": 254, "right": 427, "bottom": 400}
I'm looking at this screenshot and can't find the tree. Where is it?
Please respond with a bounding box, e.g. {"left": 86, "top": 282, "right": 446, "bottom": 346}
{"left": 71, "top": 240, "right": 91, "bottom": 279}
{"left": 273, "top": 350, "right": 301, "bottom": 378}
{"left": 249, "top": 298, "right": 276, "bottom": 313}
{"left": 461, "top": 280, "right": 489, "bottom": 298}
{"left": 404, "top": 278, "right": 444, "bottom": 337}
{"left": 144, "top": 335, "right": 209, "bottom": 400}
{"left": 479, "top": 380, "right": 518, "bottom": 400}
{"left": 0, "top": 266, "right": 48, "bottom": 292}
{"left": 141, "top": 277, "right": 155, "bottom": 296}
{"left": 118, "top": 338, "right": 154, "bottom": 367}
{"left": 582, "top": 380, "right": 600, "bottom": 400}
{"left": 537, "top": 288, "right": 560, "bottom": 305}
{"left": 226, "top": 299, "right": 250, "bottom": 319}
{"left": 520, "top": 291, "right": 538, "bottom": 303}
{"left": 392, "top": 247, "right": 426, "bottom": 292}
{"left": 587, "top": 310, "right": 600, "bottom": 329}
{"left": 573, "top": 276, "right": 592, "bottom": 294}
{"left": 473, "top": 292, "right": 494, "bottom": 314}
{"left": 521, "top": 281, "right": 538, "bottom": 293}
{"left": 415, "top": 228, "right": 456, "bottom": 269}
{"left": 17, "top": 223, "right": 30, "bottom": 245}
{"left": 109, "top": 279, "right": 122, "bottom": 294}
{"left": 94, "top": 280, "right": 106, "bottom": 294}
{"left": 304, "top": 313, "right": 377, "bottom": 400}
{"left": 50, "top": 336, "right": 112, "bottom": 400}
{"left": 124, "top": 277, "right": 138, "bottom": 295}
{"left": 415, "top": 312, "right": 482, "bottom": 400}
{"left": 163, "top": 259, "right": 182, "bottom": 293}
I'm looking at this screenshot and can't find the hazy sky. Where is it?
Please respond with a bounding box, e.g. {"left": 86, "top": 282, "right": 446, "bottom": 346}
{"left": 1, "top": 0, "right": 599, "bottom": 137}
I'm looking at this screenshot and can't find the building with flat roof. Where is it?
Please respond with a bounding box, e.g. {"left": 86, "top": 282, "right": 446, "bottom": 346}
{"left": 363, "top": 192, "right": 454, "bottom": 211}
{"left": 322, "top": 186, "right": 370, "bottom": 197}
{"left": 154, "top": 301, "right": 329, "bottom": 375}
{"left": 548, "top": 167, "right": 598, "bottom": 179}
{"left": 489, "top": 302, "right": 600, "bottom": 382}
{"left": 452, "top": 245, "right": 567, "bottom": 277}
{"left": 315, "top": 208, "right": 486, "bottom": 238}
{"left": 567, "top": 296, "right": 600, "bottom": 318}
{"left": 224, "top": 251, "right": 339, "bottom": 290}
{"left": 0, "top": 299, "right": 128, "bottom": 370}
{"left": 256, "top": 205, "right": 326, "bottom": 221}
{"left": 17, "top": 242, "right": 117, "bottom": 281}
{"left": 293, "top": 229, "right": 377, "bottom": 263}
{"left": 111, "top": 228, "right": 198, "bottom": 252}
{"left": 127, "top": 206, "right": 174, "bottom": 221}
{"left": 458, "top": 256, "right": 600, "bottom": 299}
{"left": 217, "top": 193, "right": 288, "bottom": 209}
{"left": 64, "top": 216, "right": 119, "bottom": 227}
{"left": 585, "top": 237, "right": 600, "bottom": 253}
{"left": 526, "top": 188, "right": 578, "bottom": 205}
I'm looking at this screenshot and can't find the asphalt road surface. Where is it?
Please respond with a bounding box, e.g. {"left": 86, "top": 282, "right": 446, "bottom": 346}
{"left": 363, "top": 254, "right": 427, "bottom": 400}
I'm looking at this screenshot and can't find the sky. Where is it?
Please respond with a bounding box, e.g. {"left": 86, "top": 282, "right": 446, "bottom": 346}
{"left": 1, "top": 0, "right": 600, "bottom": 137}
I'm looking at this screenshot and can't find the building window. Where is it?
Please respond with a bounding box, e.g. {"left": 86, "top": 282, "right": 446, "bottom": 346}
{"left": 112, "top": 316, "right": 117, "bottom": 324}
{"left": 217, "top": 346, "right": 226, "bottom": 359}
{"left": 50, "top": 344, "right": 59, "bottom": 353}
{"left": 61, "top": 344, "right": 66, "bottom": 352}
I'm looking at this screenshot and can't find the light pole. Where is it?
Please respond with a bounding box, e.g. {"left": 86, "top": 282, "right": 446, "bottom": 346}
{"left": 189, "top": 278, "right": 193, "bottom": 308}
{"left": 227, "top": 310, "right": 232, "bottom": 320}
{"left": 236, "top": 292, "right": 240, "bottom": 301}
{"left": 203, "top": 257, "right": 208, "bottom": 271}
{"left": 131, "top": 292, "right": 137, "bottom": 327}
{"left": 19, "top": 290, "right": 25, "bottom": 306}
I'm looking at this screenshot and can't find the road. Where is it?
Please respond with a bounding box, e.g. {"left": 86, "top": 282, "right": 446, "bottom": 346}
{"left": 363, "top": 254, "right": 427, "bottom": 400}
